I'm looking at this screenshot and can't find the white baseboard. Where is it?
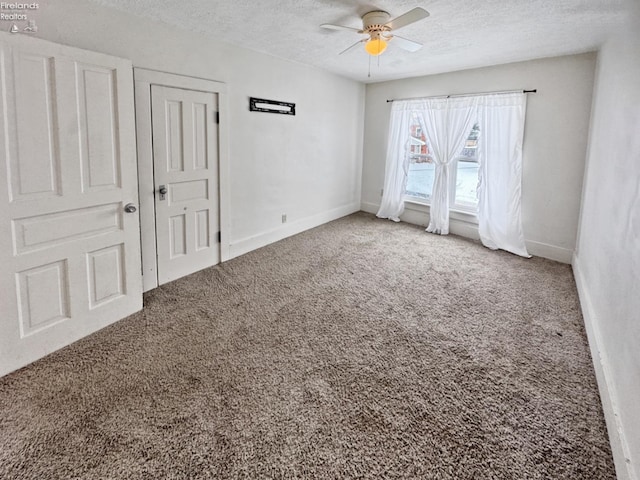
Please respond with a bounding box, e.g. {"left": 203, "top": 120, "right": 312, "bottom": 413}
{"left": 399, "top": 207, "right": 479, "bottom": 238}
{"left": 363, "top": 200, "right": 571, "bottom": 263}
{"left": 228, "top": 202, "right": 360, "bottom": 260}
{"left": 526, "top": 239, "right": 573, "bottom": 264}
{"left": 572, "top": 254, "right": 636, "bottom": 480}
{"left": 360, "top": 201, "right": 379, "bottom": 215}
{"left": 362, "top": 200, "right": 479, "bottom": 234}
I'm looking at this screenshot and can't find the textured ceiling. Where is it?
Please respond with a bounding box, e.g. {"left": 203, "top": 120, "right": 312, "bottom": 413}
{"left": 89, "top": 0, "right": 632, "bottom": 83}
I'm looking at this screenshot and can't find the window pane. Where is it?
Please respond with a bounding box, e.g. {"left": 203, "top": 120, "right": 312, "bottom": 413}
{"left": 460, "top": 124, "right": 479, "bottom": 160}
{"left": 455, "top": 160, "right": 479, "bottom": 207}
{"left": 406, "top": 161, "right": 435, "bottom": 200}
{"left": 405, "top": 114, "right": 434, "bottom": 201}
{"left": 453, "top": 123, "right": 480, "bottom": 209}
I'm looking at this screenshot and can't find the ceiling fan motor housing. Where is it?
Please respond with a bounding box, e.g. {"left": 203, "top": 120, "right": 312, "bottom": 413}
{"left": 362, "top": 10, "right": 391, "bottom": 34}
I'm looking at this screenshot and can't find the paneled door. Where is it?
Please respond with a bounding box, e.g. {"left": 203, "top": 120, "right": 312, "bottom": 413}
{"left": 0, "top": 34, "right": 142, "bottom": 376}
{"left": 151, "top": 85, "right": 220, "bottom": 285}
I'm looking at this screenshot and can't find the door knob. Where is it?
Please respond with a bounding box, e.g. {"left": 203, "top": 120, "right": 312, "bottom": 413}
{"left": 158, "top": 185, "right": 168, "bottom": 201}
{"left": 124, "top": 203, "right": 137, "bottom": 213}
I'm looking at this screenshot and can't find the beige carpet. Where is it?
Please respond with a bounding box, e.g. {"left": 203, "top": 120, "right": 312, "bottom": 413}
{"left": 0, "top": 212, "right": 615, "bottom": 479}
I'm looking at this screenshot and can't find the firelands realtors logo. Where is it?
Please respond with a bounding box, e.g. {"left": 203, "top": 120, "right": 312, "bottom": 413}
{"left": 1, "top": 2, "right": 39, "bottom": 34}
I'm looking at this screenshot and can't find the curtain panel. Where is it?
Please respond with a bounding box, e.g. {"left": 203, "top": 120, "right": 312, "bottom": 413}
{"left": 419, "top": 96, "right": 478, "bottom": 234}
{"left": 477, "top": 93, "right": 530, "bottom": 257}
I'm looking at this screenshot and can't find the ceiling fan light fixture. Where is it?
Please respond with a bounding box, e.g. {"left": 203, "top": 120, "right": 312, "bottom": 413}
{"left": 365, "top": 36, "right": 387, "bottom": 56}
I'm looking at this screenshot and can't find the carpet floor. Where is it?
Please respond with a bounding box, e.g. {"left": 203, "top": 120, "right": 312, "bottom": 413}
{"left": 0, "top": 212, "right": 615, "bottom": 479}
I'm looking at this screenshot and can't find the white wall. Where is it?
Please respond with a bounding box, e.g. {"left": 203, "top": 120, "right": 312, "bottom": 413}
{"left": 361, "top": 54, "right": 596, "bottom": 262}
{"left": 573, "top": 5, "right": 640, "bottom": 479}
{"left": 35, "top": 0, "right": 364, "bottom": 260}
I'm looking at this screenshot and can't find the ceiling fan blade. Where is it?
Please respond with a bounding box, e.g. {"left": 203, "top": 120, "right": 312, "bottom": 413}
{"left": 391, "top": 34, "right": 423, "bottom": 52}
{"left": 384, "top": 7, "right": 430, "bottom": 31}
{"left": 339, "top": 39, "right": 365, "bottom": 55}
{"left": 321, "top": 23, "right": 363, "bottom": 33}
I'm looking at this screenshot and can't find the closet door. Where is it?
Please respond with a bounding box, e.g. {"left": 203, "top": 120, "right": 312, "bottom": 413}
{"left": 0, "top": 33, "right": 142, "bottom": 376}
{"left": 151, "top": 85, "right": 220, "bottom": 285}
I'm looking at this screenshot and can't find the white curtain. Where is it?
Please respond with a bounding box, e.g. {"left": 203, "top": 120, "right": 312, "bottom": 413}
{"left": 420, "top": 96, "right": 478, "bottom": 234}
{"left": 477, "top": 93, "right": 530, "bottom": 257}
{"left": 377, "top": 99, "right": 428, "bottom": 222}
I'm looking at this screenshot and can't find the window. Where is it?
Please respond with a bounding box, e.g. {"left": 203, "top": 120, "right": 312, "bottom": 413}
{"left": 378, "top": 93, "right": 528, "bottom": 254}
{"left": 404, "top": 121, "right": 480, "bottom": 213}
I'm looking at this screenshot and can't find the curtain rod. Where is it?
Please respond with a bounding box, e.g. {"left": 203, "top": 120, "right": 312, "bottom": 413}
{"left": 386, "top": 89, "right": 537, "bottom": 103}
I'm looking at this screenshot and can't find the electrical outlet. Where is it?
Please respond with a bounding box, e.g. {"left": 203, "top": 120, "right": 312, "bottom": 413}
{"left": 282, "top": 214, "right": 287, "bottom": 223}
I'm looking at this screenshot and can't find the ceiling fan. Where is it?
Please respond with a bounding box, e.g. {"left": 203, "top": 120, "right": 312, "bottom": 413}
{"left": 321, "top": 7, "right": 430, "bottom": 57}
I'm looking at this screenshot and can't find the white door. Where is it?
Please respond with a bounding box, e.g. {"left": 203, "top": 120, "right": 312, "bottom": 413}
{"left": 151, "top": 85, "right": 220, "bottom": 285}
{"left": 0, "top": 34, "right": 142, "bottom": 377}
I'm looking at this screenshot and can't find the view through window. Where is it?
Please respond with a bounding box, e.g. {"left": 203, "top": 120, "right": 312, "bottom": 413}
{"left": 404, "top": 114, "right": 434, "bottom": 201}
{"left": 454, "top": 123, "right": 480, "bottom": 209}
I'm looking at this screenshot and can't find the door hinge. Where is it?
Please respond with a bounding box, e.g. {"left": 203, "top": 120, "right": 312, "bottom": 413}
{"left": 215, "top": 111, "right": 220, "bottom": 124}
{"left": 217, "top": 231, "right": 221, "bottom": 243}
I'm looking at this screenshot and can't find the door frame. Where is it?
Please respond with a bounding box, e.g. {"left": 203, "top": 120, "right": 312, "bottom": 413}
{"left": 134, "top": 68, "right": 230, "bottom": 292}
